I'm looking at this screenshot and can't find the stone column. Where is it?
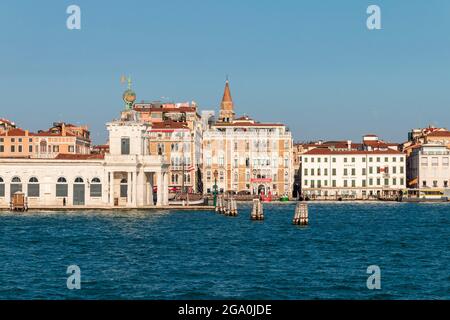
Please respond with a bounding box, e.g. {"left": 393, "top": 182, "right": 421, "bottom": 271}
{"left": 148, "top": 172, "right": 154, "bottom": 206}
{"left": 156, "top": 172, "right": 163, "bottom": 206}
{"left": 163, "top": 172, "right": 169, "bottom": 205}
{"left": 127, "top": 171, "right": 132, "bottom": 206}
{"left": 135, "top": 169, "right": 143, "bottom": 207}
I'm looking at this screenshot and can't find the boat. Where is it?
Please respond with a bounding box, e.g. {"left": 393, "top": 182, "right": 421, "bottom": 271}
{"left": 280, "top": 194, "right": 289, "bottom": 202}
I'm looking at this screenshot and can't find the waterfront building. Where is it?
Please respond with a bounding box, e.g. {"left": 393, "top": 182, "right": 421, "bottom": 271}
{"left": 202, "top": 81, "right": 294, "bottom": 197}
{"left": 0, "top": 96, "right": 170, "bottom": 209}
{"left": 0, "top": 122, "right": 91, "bottom": 159}
{"left": 301, "top": 135, "right": 406, "bottom": 199}
{"left": 133, "top": 101, "right": 203, "bottom": 193}
{"left": 406, "top": 143, "right": 450, "bottom": 190}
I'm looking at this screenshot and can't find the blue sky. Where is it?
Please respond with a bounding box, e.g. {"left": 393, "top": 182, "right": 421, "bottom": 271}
{"left": 1, "top": 0, "right": 450, "bottom": 144}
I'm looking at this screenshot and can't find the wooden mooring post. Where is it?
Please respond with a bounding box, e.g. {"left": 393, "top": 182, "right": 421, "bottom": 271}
{"left": 215, "top": 195, "right": 225, "bottom": 214}
{"left": 229, "top": 198, "right": 238, "bottom": 216}
{"left": 293, "top": 202, "right": 309, "bottom": 225}
{"left": 251, "top": 198, "right": 264, "bottom": 220}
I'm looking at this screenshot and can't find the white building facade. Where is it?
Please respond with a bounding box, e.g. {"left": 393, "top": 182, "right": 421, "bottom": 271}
{"left": 301, "top": 149, "right": 406, "bottom": 199}
{"left": 407, "top": 144, "right": 450, "bottom": 189}
{"left": 0, "top": 118, "right": 170, "bottom": 209}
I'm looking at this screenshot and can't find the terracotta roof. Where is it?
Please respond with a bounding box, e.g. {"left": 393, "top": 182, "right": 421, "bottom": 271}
{"left": 0, "top": 128, "right": 28, "bottom": 136}
{"left": 134, "top": 106, "right": 197, "bottom": 113}
{"left": 33, "top": 130, "right": 77, "bottom": 137}
{"left": 54, "top": 154, "right": 105, "bottom": 160}
{"left": 214, "top": 121, "right": 284, "bottom": 127}
{"left": 303, "top": 148, "right": 404, "bottom": 155}
{"left": 150, "top": 120, "right": 189, "bottom": 130}
{"left": 427, "top": 130, "right": 450, "bottom": 137}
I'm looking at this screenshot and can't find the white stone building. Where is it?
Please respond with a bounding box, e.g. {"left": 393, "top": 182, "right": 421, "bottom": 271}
{"left": 301, "top": 148, "right": 406, "bottom": 200}
{"left": 407, "top": 143, "right": 450, "bottom": 189}
{"left": 0, "top": 116, "right": 170, "bottom": 209}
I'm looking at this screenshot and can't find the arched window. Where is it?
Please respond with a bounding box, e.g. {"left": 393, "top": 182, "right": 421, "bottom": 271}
{"left": 40, "top": 140, "right": 47, "bottom": 153}
{"left": 28, "top": 177, "right": 40, "bottom": 197}
{"left": 120, "top": 178, "right": 128, "bottom": 197}
{"left": 0, "top": 177, "right": 4, "bottom": 197}
{"left": 90, "top": 178, "right": 102, "bottom": 197}
{"left": 10, "top": 176, "right": 22, "bottom": 196}
{"left": 56, "top": 177, "right": 68, "bottom": 197}
{"left": 74, "top": 177, "right": 84, "bottom": 183}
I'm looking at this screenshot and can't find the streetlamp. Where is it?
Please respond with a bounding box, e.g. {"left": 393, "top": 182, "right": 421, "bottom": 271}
{"left": 213, "top": 170, "right": 218, "bottom": 207}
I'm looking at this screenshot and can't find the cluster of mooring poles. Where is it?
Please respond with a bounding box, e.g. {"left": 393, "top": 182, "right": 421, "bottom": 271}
{"left": 215, "top": 197, "right": 309, "bottom": 226}
{"left": 251, "top": 198, "right": 265, "bottom": 220}
{"left": 292, "top": 202, "right": 309, "bottom": 225}
{"left": 215, "top": 194, "right": 238, "bottom": 216}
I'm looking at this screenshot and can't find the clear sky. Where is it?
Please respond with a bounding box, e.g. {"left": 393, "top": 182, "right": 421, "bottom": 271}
{"left": 2, "top": 0, "right": 450, "bottom": 144}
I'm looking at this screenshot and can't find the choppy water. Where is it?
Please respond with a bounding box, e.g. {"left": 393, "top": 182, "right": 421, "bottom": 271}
{"left": 0, "top": 203, "right": 449, "bottom": 299}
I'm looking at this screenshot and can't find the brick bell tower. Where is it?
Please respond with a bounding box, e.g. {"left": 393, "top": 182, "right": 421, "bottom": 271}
{"left": 218, "top": 79, "right": 235, "bottom": 123}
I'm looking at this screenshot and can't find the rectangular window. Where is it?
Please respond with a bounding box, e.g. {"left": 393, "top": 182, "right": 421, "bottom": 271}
{"left": 421, "top": 157, "right": 428, "bottom": 166}
{"left": 400, "top": 166, "right": 404, "bottom": 174}
{"left": 369, "top": 178, "right": 373, "bottom": 186}
{"left": 351, "top": 180, "right": 356, "bottom": 187}
{"left": 56, "top": 184, "right": 68, "bottom": 197}
{"left": 377, "top": 178, "right": 381, "bottom": 186}
{"left": 369, "top": 167, "right": 373, "bottom": 174}
{"left": 11, "top": 145, "right": 15, "bottom": 152}
{"left": 332, "top": 180, "right": 336, "bottom": 187}
{"left": 324, "top": 168, "right": 328, "bottom": 176}
{"left": 90, "top": 184, "right": 102, "bottom": 197}
{"left": 431, "top": 157, "right": 438, "bottom": 167}
{"left": 344, "top": 169, "right": 348, "bottom": 176}
{"left": 0, "top": 183, "right": 4, "bottom": 197}
{"left": 384, "top": 178, "right": 389, "bottom": 186}
{"left": 344, "top": 180, "right": 348, "bottom": 187}
{"left": 400, "top": 178, "right": 404, "bottom": 186}
{"left": 304, "top": 168, "right": 308, "bottom": 176}
{"left": 18, "top": 145, "right": 23, "bottom": 153}
{"left": 362, "top": 168, "right": 366, "bottom": 175}
{"left": 0, "top": 145, "right": 4, "bottom": 153}
{"left": 392, "top": 167, "right": 397, "bottom": 174}
{"left": 121, "top": 137, "right": 130, "bottom": 155}
{"left": 29, "top": 145, "right": 33, "bottom": 153}
{"left": 332, "top": 168, "right": 336, "bottom": 176}
{"left": 332, "top": 158, "right": 336, "bottom": 163}
{"left": 351, "top": 168, "right": 356, "bottom": 176}
{"left": 120, "top": 184, "right": 128, "bottom": 197}
{"left": 443, "top": 158, "right": 449, "bottom": 167}
{"left": 362, "top": 180, "right": 367, "bottom": 187}
{"left": 28, "top": 184, "right": 40, "bottom": 197}
{"left": 392, "top": 178, "right": 397, "bottom": 186}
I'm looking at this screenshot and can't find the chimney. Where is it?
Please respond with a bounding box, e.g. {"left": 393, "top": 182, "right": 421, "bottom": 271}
{"left": 347, "top": 140, "right": 352, "bottom": 150}
{"left": 62, "top": 123, "right": 66, "bottom": 136}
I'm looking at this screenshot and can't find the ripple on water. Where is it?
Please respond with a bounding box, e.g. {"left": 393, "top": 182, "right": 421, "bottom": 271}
{"left": 0, "top": 203, "right": 449, "bottom": 299}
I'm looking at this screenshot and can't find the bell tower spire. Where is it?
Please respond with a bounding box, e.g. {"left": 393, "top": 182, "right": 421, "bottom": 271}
{"left": 218, "top": 78, "right": 235, "bottom": 123}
